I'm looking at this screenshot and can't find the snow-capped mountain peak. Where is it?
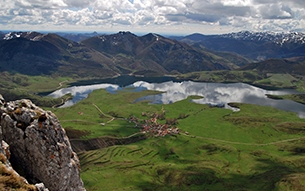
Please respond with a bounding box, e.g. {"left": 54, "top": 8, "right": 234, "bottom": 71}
{"left": 2, "top": 31, "right": 46, "bottom": 41}
{"left": 221, "top": 31, "right": 305, "bottom": 45}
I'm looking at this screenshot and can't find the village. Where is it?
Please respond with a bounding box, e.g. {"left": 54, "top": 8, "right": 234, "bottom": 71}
{"left": 91, "top": 103, "right": 181, "bottom": 137}
{"left": 127, "top": 110, "right": 180, "bottom": 137}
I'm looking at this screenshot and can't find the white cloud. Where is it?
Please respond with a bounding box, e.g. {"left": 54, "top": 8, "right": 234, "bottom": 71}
{"left": 258, "top": 3, "right": 294, "bottom": 19}
{"left": 0, "top": 0, "right": 304, "bottom": 34}
{"left": 14, "top": 0, "right": 67, "bottom": 9}
{"left": 63, "top": 0, "right": 92, "bottom": 8}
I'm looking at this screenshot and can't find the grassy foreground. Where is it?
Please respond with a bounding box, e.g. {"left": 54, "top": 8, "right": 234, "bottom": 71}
{"left": 49, "top": 88, "right": 305, "bottom": 191}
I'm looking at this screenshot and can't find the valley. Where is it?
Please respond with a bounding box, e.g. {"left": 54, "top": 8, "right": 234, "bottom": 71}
{"left": 1, "top": 30, "right": 305, "bottom": 190}
{"left": 48, "top": 85, "right": 305, "bottom": 191}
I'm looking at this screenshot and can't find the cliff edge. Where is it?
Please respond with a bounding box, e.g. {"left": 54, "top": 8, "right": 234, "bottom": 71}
{"left": 0, "top": 94, "right": 85, "bottom": 191}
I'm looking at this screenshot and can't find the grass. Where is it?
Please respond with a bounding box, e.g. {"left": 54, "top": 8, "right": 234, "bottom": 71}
{"left": 0, "top": 154, "right": 36, "bottom": 191}
{"left": 51, "top": 89, "right": 162, "bottom": 139}
{"left": 254, "top": 73, "right": 298, "bottom": 89}
{"left": 177, "top": 70, "right": 262, "bottom": 83}
{"left": 1, "top": 70, "right": 304, "bottom": 107}
{"left": 1, "top": 71, "right": 305, "bottom": 190}
{"left": 267, "top": 94, "right": 305, "bottom": 105}
{"left": 178, "top": 71, "right": 305, "bottom": 92}
{"left": 0, "top": 72, "right": 71, "bottom": 92}
{"left": 47, "top": 87, "right": 305, "bottom": 191}
{"left": 0, "top": 72, "right": 75, "bottom": 107}
{"left": 78, "top": 136, "right": 305, "bottom": 191}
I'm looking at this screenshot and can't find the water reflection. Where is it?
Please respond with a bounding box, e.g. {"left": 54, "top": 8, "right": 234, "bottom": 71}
{"left": 48, "top": 84, "right": 120, "bottom": 107}
{"left": 130, "top": 81, "right": 305, "bottom": 118}
{"left": 48, "top": 80, "right": 305, "bottom": 118}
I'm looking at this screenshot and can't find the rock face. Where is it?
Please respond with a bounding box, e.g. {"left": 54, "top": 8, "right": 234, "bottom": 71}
{"left": 0, "top": 139, "right": 48, "bottom": 190}
{"left": 0, "top": 94, "right": 85, "bottom": 191}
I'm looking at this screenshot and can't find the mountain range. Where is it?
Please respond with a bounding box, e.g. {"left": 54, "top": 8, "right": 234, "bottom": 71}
{"left": 1, "top": 30, "right": 305, "bottom": 78}
{"left": 0, "top": 31, "right": 121, "bottom": 77}
{"left": 173, "top": 31, "right": 305, "bottom": 61}
{"left": 0, "top": 31, "right": 249, "bottom": 77}
{"left": 241, "top": 57, "right": 305, "bottom": 76}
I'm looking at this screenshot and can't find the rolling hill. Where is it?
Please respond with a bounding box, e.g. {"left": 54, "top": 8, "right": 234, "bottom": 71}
{"left": 241, "top": 57, "right": 305, "bottom": 76}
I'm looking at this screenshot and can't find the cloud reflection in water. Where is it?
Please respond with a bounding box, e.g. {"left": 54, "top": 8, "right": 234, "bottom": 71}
{"left": 131, "top": 81, "right": 305, "bottom": 118}
{"left": 48, "top": 80, "right": 305, "bottom": 118}
{"left": 48, "top": 84, "right": 120, "bottom": 108}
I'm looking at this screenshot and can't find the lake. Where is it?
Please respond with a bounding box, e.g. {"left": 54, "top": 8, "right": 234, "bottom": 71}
{"left": 48, "top": 77, "right": 305, "bottom": 118}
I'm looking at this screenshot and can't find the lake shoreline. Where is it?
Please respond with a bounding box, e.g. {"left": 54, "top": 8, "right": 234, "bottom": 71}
{"left": 48, "top": 76, "right": 305, "bottom": 118}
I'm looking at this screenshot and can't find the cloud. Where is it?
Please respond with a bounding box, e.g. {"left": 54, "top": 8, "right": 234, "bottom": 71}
{"left": 14, "top": 0, "right": 67, "bottom": 9}
{"left": 166, "top": 13, "right": 221, "bottom": 23}
{"left": 63, "top": 0, "right": 92, "bottom": 8}
{"left": 258, "top": 3, "right": 294, "bottom": 19}
{"left": 93, "top": 10, "right": 113, "bottom": 20}
{"left": 0, "top": 0, "right": 305, "bottom": 34}
{"left": 134, "top": 10, "right": 155, "bottom": 25}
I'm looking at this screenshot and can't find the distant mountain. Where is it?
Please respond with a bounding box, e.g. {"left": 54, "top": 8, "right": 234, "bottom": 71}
{"left": 0, "top": 31, "right": 5, "bottom": 39}
{"left": 0, "top": 31, "right": 250, "bottom": 77}
{"left": 0, "top": 31, "right": 117, "bottom": 77}
{"left": 240, "top": 57, "right": 305, "bottom": 76}
{"left": 82, "top": 31, "right": 249, "bottom": 75}
{"left": 56, "top": 32, "right": 100, "bottom": 42}
{"left": 176, "top": 31, "right": 305, "bottom": 61}
{"left": 170, "top": 33, "right": 209, "bottom": 42}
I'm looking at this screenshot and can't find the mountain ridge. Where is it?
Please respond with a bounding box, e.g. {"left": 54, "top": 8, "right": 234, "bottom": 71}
{"left": 81, "top": 31, "right": 249, "bottom": 75}
{"left": 240, "top": 57, "right": 305, "bottom": 76}
{"left": 0, "top": 31, "right": 249, "bottom": 77}
{"left": 175, "top": 31, "right": 305, "bottom": 61}
{"left": 2, "top": 30, "right": 305, "bottom": 78}
{"left": 0, "top": 32, "right": 118, "bottom": 77}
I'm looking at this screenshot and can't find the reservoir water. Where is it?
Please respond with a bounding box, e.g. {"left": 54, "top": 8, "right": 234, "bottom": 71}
{"left": 48, "top": 77, "right": 305, "bottom": 118}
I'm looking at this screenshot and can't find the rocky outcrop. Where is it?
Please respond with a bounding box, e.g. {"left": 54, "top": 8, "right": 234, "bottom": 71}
{"left": 0, "top": 94, "right": 85, "bottom": 191}
{"left": 0, "top": 124, "right": 49, "bottom": 191}
{"left": 0, "top": 137, "right": 48, "bottom": 190}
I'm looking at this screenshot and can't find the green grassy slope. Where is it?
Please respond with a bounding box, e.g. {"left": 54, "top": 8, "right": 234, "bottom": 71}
{"left": 48, "top": 88, "right": 305, "bottom": 191}
{"left": 178, "top": 70, "right": 305, "bottom": 92}
{"left": 0, "top": 72, "right": 75, "bottom": 106}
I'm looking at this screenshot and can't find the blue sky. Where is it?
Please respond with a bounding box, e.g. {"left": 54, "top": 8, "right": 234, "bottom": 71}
{"left": 1, "top": 0, "right": 305, "bottom": 35}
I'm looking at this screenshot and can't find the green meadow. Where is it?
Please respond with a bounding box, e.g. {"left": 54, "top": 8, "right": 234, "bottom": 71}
{"left": 48, "top": 87, "right": 305, "bottom": 191}
{"left": 178, "top": 71, "right": 305, "bottom": 92}
{"left": 1, "top": 72, "right": 305, "bottom": 190}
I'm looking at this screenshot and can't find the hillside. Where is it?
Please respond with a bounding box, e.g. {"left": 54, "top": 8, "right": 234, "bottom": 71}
{"left": 50, "top": 85, "right": 305, "bottom": 191}
{"left": 0, "top": 31, "right": 250, "bottom": 78}
{"left": 81, "top": 31, "right": 250, "bottom": 75}
{"left": 241, "top": 57, "right": 305, "bottom": 76}
{"left": 2, "top": 30, "right": 305, "bottom": 191}
{"left": 0, "top": 32, "right": 117, "bottom": 77}
{"left": 0, "top": 31, "right": 4, "bottom": 39}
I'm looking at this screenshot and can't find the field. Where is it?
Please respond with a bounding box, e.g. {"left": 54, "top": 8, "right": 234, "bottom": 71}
{"left": 178, "top": 71, "right": 305, "bottom": 92}
{"left": 49, "top": 87, "right": 305, "bottom": 191}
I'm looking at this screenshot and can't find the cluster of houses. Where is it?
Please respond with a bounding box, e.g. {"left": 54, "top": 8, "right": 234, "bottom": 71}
{"left": 127, "top": 111, "right": 180, "bottom": 137}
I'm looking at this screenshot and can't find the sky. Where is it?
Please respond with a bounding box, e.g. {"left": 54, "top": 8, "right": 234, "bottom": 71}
{"left": 0, "top": 0, "right": 305, "bottom": 35}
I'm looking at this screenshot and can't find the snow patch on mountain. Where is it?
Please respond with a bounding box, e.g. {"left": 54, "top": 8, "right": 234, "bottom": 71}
{"left": 221, "top": 31, "right": 305, "bottom": 45}
{"left": 2, "top": 31, "right": 46, "bottom": 41}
